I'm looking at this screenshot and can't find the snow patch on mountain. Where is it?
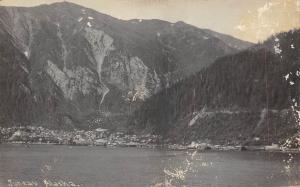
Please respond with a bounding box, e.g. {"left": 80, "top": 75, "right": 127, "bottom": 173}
{"left": 284, "top": 73, "right": 290, "bottom": 80}
{"left": 291, "top": 44, "right": 295, "bottom": 49}
{"left": 24, "top": 51, "right": 29, "bottom": 58}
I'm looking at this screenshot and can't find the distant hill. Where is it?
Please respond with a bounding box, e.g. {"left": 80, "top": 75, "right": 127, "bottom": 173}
{"left": 129, "top": 29, "right": 300, "bottom": 145}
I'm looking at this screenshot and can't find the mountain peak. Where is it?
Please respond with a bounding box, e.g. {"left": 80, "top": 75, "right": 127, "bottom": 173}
{"left": 0, "top": 2, "right": 255, "bottom": 131}
{"left": 43, "top": 1, "right": 83, "bottom": 7}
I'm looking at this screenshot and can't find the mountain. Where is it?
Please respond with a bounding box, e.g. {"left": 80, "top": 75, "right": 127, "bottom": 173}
{"left": 129, "top": 29, "right": 300, "bottom": 145}
{"left": 0, "top": 21, "right": 33, "bottom": 126}
{"left": 0, "top": 2, "right": 252, "bottom": 130}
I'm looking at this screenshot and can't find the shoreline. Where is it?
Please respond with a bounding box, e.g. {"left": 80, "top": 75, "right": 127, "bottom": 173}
{"left": 2, "top": 141, "right": 300, "bottom": 154}
{"left": 1, "top": 126, "right": 299, "bottom": 154}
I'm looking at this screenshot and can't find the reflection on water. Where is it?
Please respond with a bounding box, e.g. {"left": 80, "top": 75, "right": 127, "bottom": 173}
{"left": 0, "top": 144, "right": 300, "bottom": 187}
{"left": 152, "top": 150, "right": 197, "bottom": 187}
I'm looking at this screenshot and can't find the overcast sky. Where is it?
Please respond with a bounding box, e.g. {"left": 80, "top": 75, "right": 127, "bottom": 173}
{"left": 1, "top": 0, "right": 300, "bottom": 43}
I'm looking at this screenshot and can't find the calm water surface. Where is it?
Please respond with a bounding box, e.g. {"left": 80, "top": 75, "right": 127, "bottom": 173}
{"left": 0, "top": 144, "right": 300, "bottom": 187}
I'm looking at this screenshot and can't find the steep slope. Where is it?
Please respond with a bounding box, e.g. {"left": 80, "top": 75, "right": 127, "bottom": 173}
{"left": 0, "top": 21, "right": 33, "bottom": 126}
{"left": 129, "top": 29, "right": 300, "bottom": 145}
{"left": 0, "top": 2, "right": 252, "bottom": 129}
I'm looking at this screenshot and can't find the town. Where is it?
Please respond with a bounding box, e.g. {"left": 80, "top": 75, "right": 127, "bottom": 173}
{"left": 1, "top": 126, "right": 299, "bottom": 152}
{"left": 0, "top": 126, "right": 160, "bottom": 148}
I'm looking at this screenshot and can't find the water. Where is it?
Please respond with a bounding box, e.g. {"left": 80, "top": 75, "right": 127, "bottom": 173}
{"left": 0, "top": 144, "right": 300, "bottom": 187}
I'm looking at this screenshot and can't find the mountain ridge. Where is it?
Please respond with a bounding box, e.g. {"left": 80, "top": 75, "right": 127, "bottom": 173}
{"left": 0, "top": 2, "right": 253, "bottom": 132}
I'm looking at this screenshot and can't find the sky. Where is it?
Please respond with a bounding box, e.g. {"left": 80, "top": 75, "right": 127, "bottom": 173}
{"left": 1, "top": 0, "right": 300, "bottom": 43}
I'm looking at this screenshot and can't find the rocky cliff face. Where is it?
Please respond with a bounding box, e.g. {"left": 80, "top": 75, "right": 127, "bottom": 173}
{"left": 130, "top": 29, "right": 300, "bottom": 145}
{"left": 0, "top": 21, "right": 33, "bottom": 126}
{"left": 0, "top": 2, "right": 252, "bottom": 130}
